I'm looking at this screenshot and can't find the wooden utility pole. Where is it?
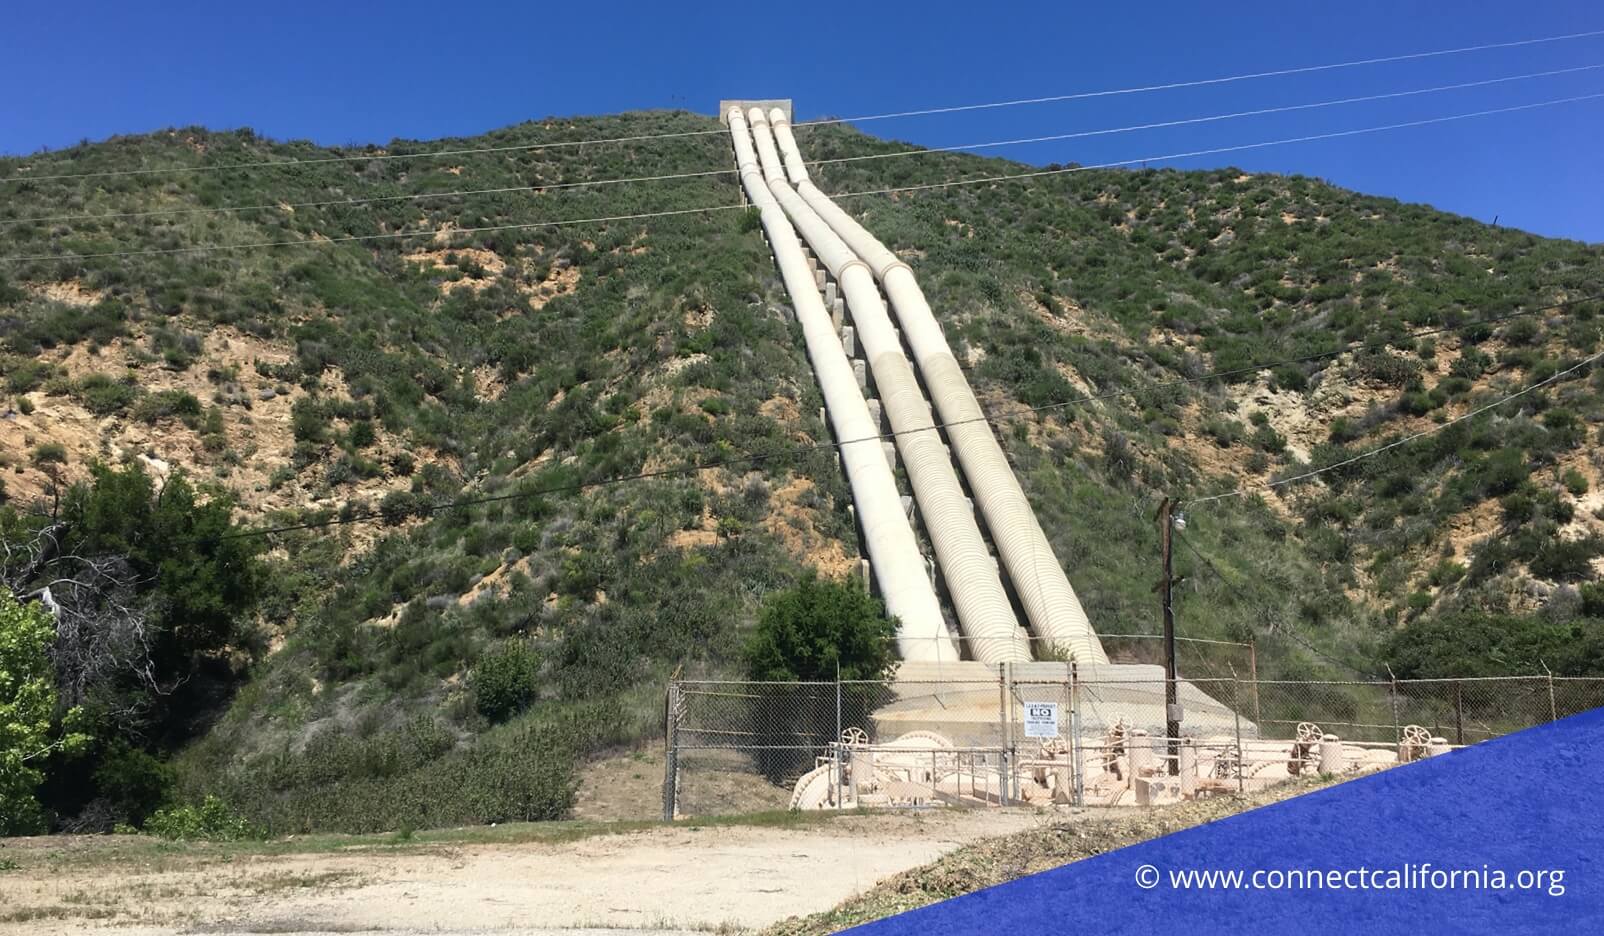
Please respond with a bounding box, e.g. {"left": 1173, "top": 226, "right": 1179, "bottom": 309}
{"left": 1157, "top": 497, "right": 1180, "bottom": 775}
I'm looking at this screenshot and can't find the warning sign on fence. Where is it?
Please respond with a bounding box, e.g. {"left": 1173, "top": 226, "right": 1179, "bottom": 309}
{"left": 1023, "top": 702, "right": 1060, "bottom": 738}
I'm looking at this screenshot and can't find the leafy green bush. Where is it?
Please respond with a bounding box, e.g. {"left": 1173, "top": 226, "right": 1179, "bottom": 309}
{"left": 207, "top": 714, "right": 588, "bottom": 834}
{"left": 1, "top": 593, "right": 82, "bottom": 835}
{"left": 1582, "top": 582, "right": 1604, "bottom": 618}
{"left": 744, "top": 573, "right": 896, "bottom": 681}
{"left": 93, "top": 743, "right": 175, "bottom": 826}
{"left": 379, "top": 490, "right": 426, "bottom": 525}
{"left": 131, "top": 389, "right": 203, "bottom": 424}
{"left": 144, "top": 795, "right": 258, "bottom": 840}
{"left": 348, "top": 419, "right": 376, "bottom": 449}
{"left": 473, "top": 639, "right": 542, "bottom": 723}
{"left": 30, "top": 442, "right": 66, "bottom": 466}
{"left": 73, "top": 373, "right": 139, "bottom": 415}
{"left": 291, "top": 398, "right": 329, "bottom": 443}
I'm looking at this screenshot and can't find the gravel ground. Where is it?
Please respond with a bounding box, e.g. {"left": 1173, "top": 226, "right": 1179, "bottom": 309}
{"left": 0, "top": 810, "right": 1057, "bottom": 934}
{"left": 763, "top": 777, "right": 1339, "bottom": 935}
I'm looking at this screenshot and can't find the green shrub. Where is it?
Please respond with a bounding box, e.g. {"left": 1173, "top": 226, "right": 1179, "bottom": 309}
{"left": 3, "top": 358, "right": 55, "bottom": 393}
{"left": 473, "top": 639, "right": 542, "bottom": 723}
{"left": 348, "top": 419, "right": 376, "bottom": 449}
{"left": 291, "top": 398, "right": 328, "bottom": 443}
{"left": 31, "top": 442, "right": 67, "bottom": 465}
{"left": 1427, "top": 560, "right": 1467, "bottom": 588}
{"left": 1529, "top": 537, "right": 1604, "bottom": 582}
{"left": 1354, "top": 349, "right": 1420, "bottom": 387}
{"left": 1563, "top": 468, "right": 1589, "bottom": 496}
{"left": 1203, "top": 417, "right": 1242, "bottom": 448}
{"left": 744, "top": 573, "right": 896, "bottom": 681}
{"left": 144, "top": 795, "right": 258, "bottom": 840}
{"left": 73, "top": 373, "right": 139, "bottom": 414}
{"left": 94, "top": 743, "right": 175, "bottom": 826}
{"left": 379, "top": 490, "right": 425, "bottom": 525}
{"left": 1582, "top": 582, "right": 1604, "bottom": 618}
{"left": 208, "top": 715, "right": 586, "bottom": 834}
{"left": 131, "top": 389, "right": 203, "bottom": 424}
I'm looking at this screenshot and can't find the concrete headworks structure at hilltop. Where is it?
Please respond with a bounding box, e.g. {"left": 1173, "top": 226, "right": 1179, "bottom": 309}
{"left": 725, "top": 101, "right": 1107, "bottom": 667}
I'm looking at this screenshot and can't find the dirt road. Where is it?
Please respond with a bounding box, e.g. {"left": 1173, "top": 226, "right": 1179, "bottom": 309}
{"left": 0, "top": 810, "right": 1056, "bottom": 934}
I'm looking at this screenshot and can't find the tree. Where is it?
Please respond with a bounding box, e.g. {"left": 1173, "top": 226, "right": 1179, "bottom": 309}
{"left": 60, "top": 464, "right": 261, "bottom": 681}
{"left": 743, "top": 573, "right": 897, "bottom": 682}
{"left": 1, "top": 464, "right": 262, "bottom": 829}
{"left": 1, "top": 592, "right": 84, "bottom": 834}
{"left": 741, "top": 574, "right": 898, "bottom": 783}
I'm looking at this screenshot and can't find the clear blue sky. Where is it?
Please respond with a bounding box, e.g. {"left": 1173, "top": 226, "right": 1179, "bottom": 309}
{"left": 3, "top": 1, "right": 1601, "bottom": 242}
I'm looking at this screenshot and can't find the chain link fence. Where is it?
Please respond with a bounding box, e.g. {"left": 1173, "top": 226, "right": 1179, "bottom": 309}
{"left": 663, "top": 669, "right": 1604, "bottom": 818}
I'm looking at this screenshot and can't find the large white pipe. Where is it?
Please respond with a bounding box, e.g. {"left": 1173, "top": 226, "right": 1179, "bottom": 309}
{"left": 769, "top": 110, "right": 1108, "bottom": 664}
{"left": 747, "top": 108, "right": 1030, "bottom": 666}
{"left": 728, "top": 107, "right": 957, "bottom": 664}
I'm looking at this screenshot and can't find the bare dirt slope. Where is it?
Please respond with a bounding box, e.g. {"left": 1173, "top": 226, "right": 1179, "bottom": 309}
{"left": 0, "top": 810, "right": 1053, "bottom": 935}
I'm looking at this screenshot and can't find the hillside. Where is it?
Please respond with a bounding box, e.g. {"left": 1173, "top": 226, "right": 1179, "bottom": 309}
{"left": 2, "top": 110, "right": 1602, "bottom": 832}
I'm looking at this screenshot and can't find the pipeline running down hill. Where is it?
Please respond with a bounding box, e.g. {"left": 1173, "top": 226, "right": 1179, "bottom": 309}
{"left": 769, "top": 109, "right": 1108, "bottom": 664}
{"left": 745, "top": 106, "right": 1032, "bottom": 665}
{"left": 727, "top": 107, "right": 957, "bottom": 663}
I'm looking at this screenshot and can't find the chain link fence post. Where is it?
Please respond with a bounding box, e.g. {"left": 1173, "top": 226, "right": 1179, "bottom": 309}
{"left": 1543, "top": 661, "right": 1558, "bottom": 722}
{"left": 1232, "top": 682, "right": 1245, "bottom": 795}
{"left": 1249, "top": 640, "right": 1262, "bottom": 727}
{"left": 996, "top": 663, "right": 1010, "bottom": 806}
{"left": 1070, "top": 661, "right": 1084, "bottom": 807}
{"left": 662, "top": 681, "right": 680, "bottom": 822}
{"left": 1386, "top": 664, "right": 1402, "bottom": 745}
{"left": 1453, "top": 679, "right": 1466, "bottom": 745}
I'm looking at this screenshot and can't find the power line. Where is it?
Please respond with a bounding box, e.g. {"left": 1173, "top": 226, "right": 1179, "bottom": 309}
{"left": 5, "top": 26, "right": 1600, "bottom": 186}
{"left": 833, "top": 92, "right": 1604, "bottom": 201}
{"left": 0, "top": 167, "right": 737, "bottom": 227}
{"left": 11, "top": 63, "right": 1595, "bottom": 229}
{"left": 7, "top": 90, "right": 1602, "bottom": 265}
{"left": 0, "top": 126, "right": 733, "bottom": 185}
{"left": 1174, "top": 531, "right": 1380, "bottom": 678}
{"left": 817, "top": 63, "right": 1604, "bottom": 166}
{"left": 0, "top": 203, "right": 749, "bottom": 263}
{"left": 218, "top": 294, "right": 1600, "bottom": 541}
{"left": 1184, "top": 347, "right": 1604, "bottom": 508}
{"left": 796, "top": 28, "right": 1604, "bottom": 128}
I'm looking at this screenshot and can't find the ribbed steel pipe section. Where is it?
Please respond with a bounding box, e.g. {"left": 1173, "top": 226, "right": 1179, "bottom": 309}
{"left": 728, "top": 107, "right": 957, "bottom": 664}
{"left": 747, "top": 109, "right": 1030, "bottom": 666}
{"left": 769, "top": 109, "right": 1108, "bottom": 664}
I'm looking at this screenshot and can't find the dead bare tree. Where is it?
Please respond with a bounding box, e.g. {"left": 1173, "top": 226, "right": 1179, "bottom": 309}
{"left": 3, "top": 517, "right": 174, "bottom": 734}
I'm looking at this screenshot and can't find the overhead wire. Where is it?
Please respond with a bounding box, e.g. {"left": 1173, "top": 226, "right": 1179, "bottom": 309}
{"left": 0, "top": 203, "right": 750, "bottom": 263}
{"left": 793, "top": 27, "right": 1604, "bottom": 127}
{"left": 813, "top": 63, "right": 1604, "bottom": 166}
{"left": 214, "top": 294, "right": 1601, "bottom": 541}
{"left": 4, "top": 26, "right": 1601, "bottom": 186}
{"left": 6, "top": 90, "right": 1603, "bottom": 264}
{"left": 1183, "top": 347, "right": 1604, "bottom": 508}
{"left": 830, "top": 92, "right": 1604, "bottom": 202}
{"left": 1174, "top": 531, "right": 1381, "bottom": 678}
{"left": 9, "top": 62, "right": 1597, "bottom": 229}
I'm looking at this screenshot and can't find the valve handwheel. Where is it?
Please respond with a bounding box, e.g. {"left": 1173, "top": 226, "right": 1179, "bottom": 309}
{"left": 841, "top": 726, "right": 869, "bottom": 746}
{"left": 1212, "top": 744, "right": 1242, "bottom": 779}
